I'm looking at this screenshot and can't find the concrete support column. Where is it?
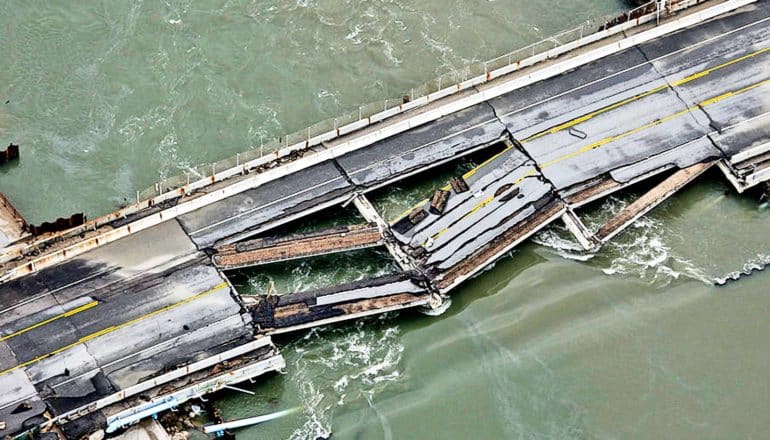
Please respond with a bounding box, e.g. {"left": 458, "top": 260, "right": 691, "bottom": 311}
{"left": 352, "top": 193, "right": 416, "bottom": 271}
{"left": 561, "top": 207, "right": 597, "bottom": 251}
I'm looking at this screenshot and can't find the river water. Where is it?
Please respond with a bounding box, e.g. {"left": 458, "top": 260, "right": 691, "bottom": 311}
{"left": 2, "top": 1, "right": 770, "bottom": 439}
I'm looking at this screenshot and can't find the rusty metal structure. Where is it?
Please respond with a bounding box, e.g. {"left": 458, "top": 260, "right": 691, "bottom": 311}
{"left": 0, "top": 144, "right": 19, "bottom": 165}
{"left": 0, "top": 0, "right": 768, "bottom": 438}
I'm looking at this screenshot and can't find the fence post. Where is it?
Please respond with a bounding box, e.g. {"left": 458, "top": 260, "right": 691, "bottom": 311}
{"left": 236, "top": 153, "right": 240, "bottom": 166}
{"left": 657, "top": 0, "right": 666, "bottom": 25}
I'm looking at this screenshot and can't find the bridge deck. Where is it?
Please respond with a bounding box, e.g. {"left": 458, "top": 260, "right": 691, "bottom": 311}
{"left": 0, "top": 1, "right": 769, "bottom": 438}
{"left": 0, "top": 221, "right": 253, "bottom": 435}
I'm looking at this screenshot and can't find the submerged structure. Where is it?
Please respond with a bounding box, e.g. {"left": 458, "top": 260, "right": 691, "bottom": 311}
{"left": 0, "top": 0, "right": 768, "bottom": 437}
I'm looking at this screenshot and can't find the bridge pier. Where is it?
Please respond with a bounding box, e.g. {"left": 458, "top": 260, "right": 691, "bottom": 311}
{"left": 1, "top": 0, "right": 769, "bottom": 437}
{"left": 594, "top": 162, "right": 715, "bottom": 244}
{"left": 561, "top": 207, "right": 597, "bottom": 251}
{"left": 351, "top": 193, "right": 417, "bottom": 271}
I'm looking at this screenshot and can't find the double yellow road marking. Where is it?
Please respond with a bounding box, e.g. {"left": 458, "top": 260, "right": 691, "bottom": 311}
{"left": 541, "top": 76, "right": 770, "bottom": 170}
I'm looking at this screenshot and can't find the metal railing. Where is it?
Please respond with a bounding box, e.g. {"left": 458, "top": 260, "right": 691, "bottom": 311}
{"left": 137, "top": 0, "right": 679, "bottom": 200}
{"left": 3, "top": 0, "right": 729, "bottom": 270}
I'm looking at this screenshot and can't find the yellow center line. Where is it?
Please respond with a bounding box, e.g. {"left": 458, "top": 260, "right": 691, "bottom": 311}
{"left": 461, "top": 145, "right": 515, "bottom": 180}
{"left": 427, "top": 169, "right": 539, "bottom": 243}
{"left": 0, "top": 282, "right": 229, "bottom": 377}
{"left": 390, "top": 46, "right": 769, "bottom": 225}
{"left": 391, "top": 145, "right": 517, "bottom": 224}
{"left": 0, "top": 301, "right": 99, "bottom": 343}
{"left": 541, "top": 76, "right": 770, "bottom": 170}
{"left": 427, "top": 76, "right": 770, "bottom": 244}
{"left": 522, "top": 45, "right": 770, "bottom": 142}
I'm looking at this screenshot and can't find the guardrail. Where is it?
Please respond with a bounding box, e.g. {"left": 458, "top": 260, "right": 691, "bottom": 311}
{"left": 1, "top": 0, "right": 719, "bottom": 268}
{"left": 138, "top": 0, "right": 691, "bottom": 201}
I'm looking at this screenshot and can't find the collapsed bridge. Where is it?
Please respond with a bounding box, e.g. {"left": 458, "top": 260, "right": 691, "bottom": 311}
{"left": 0, "top": 0, "right": 769, "bottom": 438}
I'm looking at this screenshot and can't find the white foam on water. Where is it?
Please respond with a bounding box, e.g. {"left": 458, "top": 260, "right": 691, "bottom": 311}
{"left": 713, "top": 253, "right": 770, "bottom": 285}
{"left": 239, "top": 248, "right": 395, "bottom": 296}
{"left": 420, "top": 296, "right": 452, "bottom": 316}
{"left": 534, "top": 196, "right": 711, "bottom": 285}
{"left": 600, "top": 216, "right": 711, "bottom": 286}
{"left": 533, "top": 226, "right": 596, "bottom": 262}
{"left": 288, "top": 317, "right": 404, "bottom": 439}
{"left": 345, "top": 24, "right": 364, "bottom": 43}
{"left": 591, "top": 198, "right": 711, "bottom": 285}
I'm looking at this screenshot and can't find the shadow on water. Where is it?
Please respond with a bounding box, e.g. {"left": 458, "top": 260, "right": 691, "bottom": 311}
{"left": 0, "top": 157, "right": 21, "bottom": 175}
{"left": 251, "top": 205, "right": 365, "bottom": 238}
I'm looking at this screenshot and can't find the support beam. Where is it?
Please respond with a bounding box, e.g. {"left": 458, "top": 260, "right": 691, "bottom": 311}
{"left": 595, "top": 161, "right": 714, "bottom": 243}
{"left": 352, "top": 194, "right": 416, "bottom": 271}
{"left": 561, "top": 207, "right": 597, "bottom": 251}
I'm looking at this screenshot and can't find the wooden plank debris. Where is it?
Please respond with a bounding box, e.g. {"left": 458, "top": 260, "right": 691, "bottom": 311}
{"left": 213, "top": 224, "right": 382, "bottom": 270}
{"left": 429, "top": 190, "right": 450, "bottom": 215}
{"left": 449, "top": 176, "right": 469, "bottom": 193}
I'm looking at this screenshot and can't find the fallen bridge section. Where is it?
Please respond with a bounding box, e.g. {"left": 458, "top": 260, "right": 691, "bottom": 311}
{"left": 99, "top": 339, "right": 284, "bottom": 436}
{"left": 0, "top": 220, "right": 255, "bottom": 438}
{"left": 594, "top": 161, "right": 716, "bottom": 243}
{"left": 50, "top": 337, "right": 284, "bottom": 438}
{"left": 715, "top": 112, "right": 770, "bottom": 192}
{"left": 252, "top": 272, "right": 431, "bottom": 334}
{"left": 390, "top": 142, "right": 566, "bottom": 293}
{"left": 213, "top": 224, "right": 383, "bottom": 270}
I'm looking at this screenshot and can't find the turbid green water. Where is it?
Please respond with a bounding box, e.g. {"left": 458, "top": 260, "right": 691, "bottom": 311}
{"left": 3, "top": 1, "right": 770, "bottom": 439}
